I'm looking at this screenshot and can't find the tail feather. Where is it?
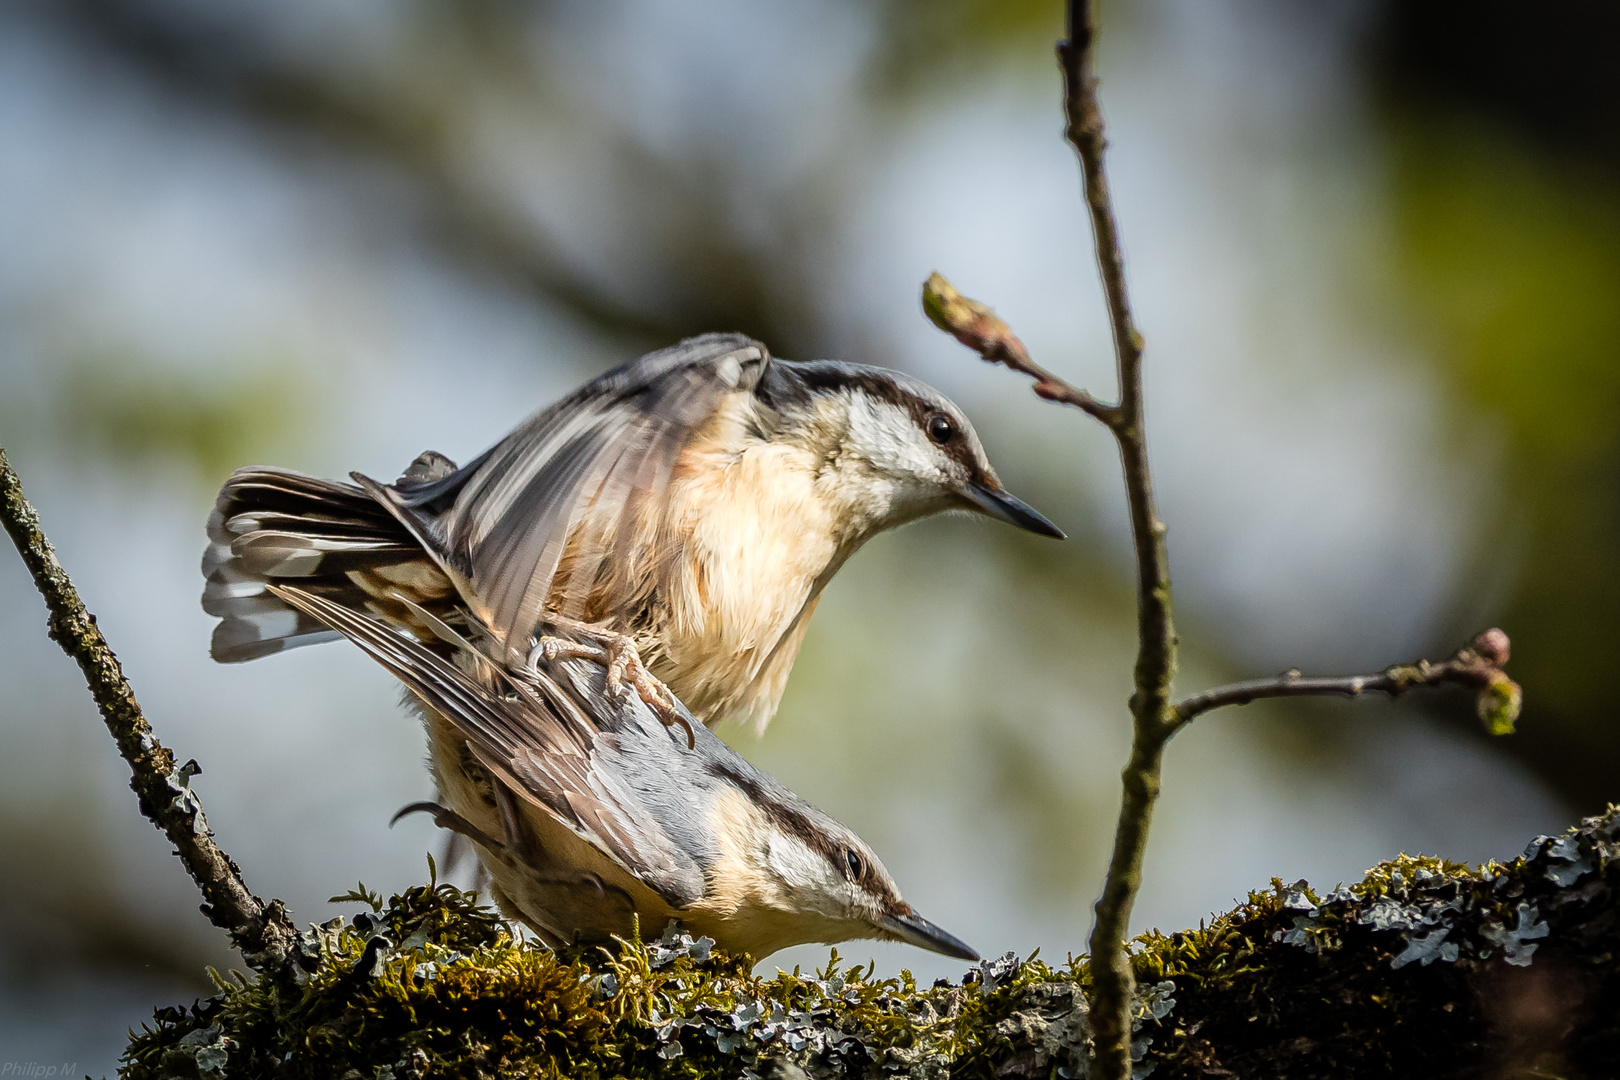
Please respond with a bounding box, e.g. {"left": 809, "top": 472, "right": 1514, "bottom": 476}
{"left": 201, "top": 561, "right": 275, "bottom": 615}
{"left": 219, "top": 509, "right": 406, "bottom": 541}
{"left": 210, "top": 468, "right": 399, "bottom": 527}
{"left": 230, "top": 530, "right": 413, "bottom": 578}
{"left": 211, "top": 608, "right": 341, "bottom": 663}
{"left": 203, "top": 462, "right": 454, "bottom": 663}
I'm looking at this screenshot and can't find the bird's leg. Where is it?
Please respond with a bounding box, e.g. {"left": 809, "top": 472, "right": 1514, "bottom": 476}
{"left": 528, "top": 616, "right": 695, "bottom": 748}
{"left": 486, "top": 783, "right": 638, "bottom": 930}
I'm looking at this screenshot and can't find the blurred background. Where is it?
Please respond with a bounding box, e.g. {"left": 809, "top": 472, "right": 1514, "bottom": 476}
{"left": 2, "top": 0, "right": 1616, "bottom": 1071}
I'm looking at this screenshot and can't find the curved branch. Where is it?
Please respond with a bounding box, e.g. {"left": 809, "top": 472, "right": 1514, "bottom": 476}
{"left": 0, "top": 447, "right": 303, "bottom": 978}
{"left": 1170, "top": 628, "right": 1523, "bottom": 738}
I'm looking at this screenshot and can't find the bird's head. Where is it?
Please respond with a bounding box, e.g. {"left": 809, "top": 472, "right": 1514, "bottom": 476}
{"left": 703, "top": 763, "right": 979, "bottom": 961}
{"left": 784, "top": 820, "right": 980, "bottom": 962}
{"left": 760, "top": 361, "right": 1063, "bottom": 540}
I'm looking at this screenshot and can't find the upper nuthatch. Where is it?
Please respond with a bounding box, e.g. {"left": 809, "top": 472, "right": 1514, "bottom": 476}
{"left": 267, "top": 583, "right": 979, "bottom": 962}
{"left": 204, "top": 333, "right": 1061, "bottom": 731}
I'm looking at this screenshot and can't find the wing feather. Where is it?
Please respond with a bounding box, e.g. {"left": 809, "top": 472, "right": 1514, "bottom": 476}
{"left": 411, "top": 334, "right": 769, "bottom": 660}
{"left": 266, "top": 584, "right": 703, "bottom": 906}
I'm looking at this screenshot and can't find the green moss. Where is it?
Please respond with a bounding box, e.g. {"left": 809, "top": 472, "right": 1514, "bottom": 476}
{"left": 124, "top": 809, "right": 1620, "bottom": 1079}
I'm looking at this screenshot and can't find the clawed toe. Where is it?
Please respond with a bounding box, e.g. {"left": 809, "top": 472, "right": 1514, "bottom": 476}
{"left": 532, "top": 620, "right": 695, "bottom": 749}
{"left": 645, "top": 688, "right": 696, "bottom": 749}
{"left": 391, "top": 800, "right": 509, "bottom": 854}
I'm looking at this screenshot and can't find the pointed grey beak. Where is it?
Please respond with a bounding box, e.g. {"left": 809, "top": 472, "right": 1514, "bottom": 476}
{"left": 962, "top": 483, "right": 1065, "bottom": 539}
{"left": 882, "top": 910, "right": 980, "bottom": 961}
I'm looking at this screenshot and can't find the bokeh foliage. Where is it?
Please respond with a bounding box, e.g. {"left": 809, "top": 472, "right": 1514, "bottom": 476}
{"left": 1374, "top": 0, "right": 1620, "bottom": 811}
{"left": 58, "top": 358, "right": 300, "bottom": 486}
{"left": 30, "top": 0, "right": 1615, "bottom": 812}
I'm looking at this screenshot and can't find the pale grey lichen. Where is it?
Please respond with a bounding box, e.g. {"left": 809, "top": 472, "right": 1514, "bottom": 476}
{"left": 1390, "top": 926, "right": 1458, "bottom": 969}
{"left": 650, "top": 920, "right": 717, "bottom": 968}
{"left": 162, "top": 1025, "right": 234, "bottom": 1079}
{"left": 1477, "top": 902, "right": 1549, "bottom": 966}
{"left": 1538, "top": 834, "right": 1595, "bottom": 887}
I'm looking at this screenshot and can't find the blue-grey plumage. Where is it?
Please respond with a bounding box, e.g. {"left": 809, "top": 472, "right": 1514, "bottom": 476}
{"left": 267, "top": 583, "right": 978, "bottom": 963}
{"left": 204, "top": 332, "right": 1061, "bottom": 731}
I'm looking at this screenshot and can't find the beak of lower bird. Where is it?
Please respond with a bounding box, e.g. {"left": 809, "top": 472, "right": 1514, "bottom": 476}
{"left": 962, "top": 482, "right": 1066, "bottom": 539}
{"left": 881, "top": 910, "right": 981, "bottom": 961}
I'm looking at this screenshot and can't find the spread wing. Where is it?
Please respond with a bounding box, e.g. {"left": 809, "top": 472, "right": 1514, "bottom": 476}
{"left": 364, "top": 333, "right": 770, "bottom": 663}
{"left": 268, "top": 584, "right": 705, "bottom": 907}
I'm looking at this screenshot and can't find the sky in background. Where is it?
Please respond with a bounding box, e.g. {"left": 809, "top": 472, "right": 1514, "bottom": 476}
{"left": 0, "top": 1, "right": 1598, "bottom": 1073}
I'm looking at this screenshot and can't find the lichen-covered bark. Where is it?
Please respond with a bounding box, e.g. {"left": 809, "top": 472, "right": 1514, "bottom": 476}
{"left": 125, "top": 808, "right": 1619, "bottom": 1080}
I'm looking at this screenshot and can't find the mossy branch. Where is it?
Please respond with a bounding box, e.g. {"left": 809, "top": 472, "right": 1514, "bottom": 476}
{"left": 0, "top": 447, "right": 303, "bottom": 979}
{"left": 124, "top": 809, "right": 1620, "bottom": 1079}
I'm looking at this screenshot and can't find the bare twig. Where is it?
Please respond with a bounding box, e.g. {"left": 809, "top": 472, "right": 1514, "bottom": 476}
{"left": 0, "top": 447, "right": 304, "bottom": 979}
{"left": 922, "top": 272, "right": 1118, "bottom": 423}
{"left": 1170, "top": 628, "right": 1523, "bottom": 737}
{"left": 924, "top": 285, "right": 1525, "bottom": 1080}
{"left": 1054, "top": 3, "right": 1180, "bottom": 1075}
{"left": 921, "top": 5, "right": 1175, "bottom": 1065}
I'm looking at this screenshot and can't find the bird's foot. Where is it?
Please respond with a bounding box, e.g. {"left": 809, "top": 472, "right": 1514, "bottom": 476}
{"left": 530, "top": 619, "right": 695, "bottom": 748}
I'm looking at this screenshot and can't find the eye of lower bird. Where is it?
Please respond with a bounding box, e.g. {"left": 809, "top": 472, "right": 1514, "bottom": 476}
{"left": 926, "top": 413, "right": 954, "bottom": 445}
{"left": 843, "top": 847, "right": 864, "bottom": 879}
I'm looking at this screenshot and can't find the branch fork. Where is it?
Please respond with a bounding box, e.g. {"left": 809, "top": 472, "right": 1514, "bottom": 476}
{"left": 922, "top": 272, "right": 1118, "bottom": 424}
{"left": 924, "top": 268, "right": 1524, "bottom": 1077}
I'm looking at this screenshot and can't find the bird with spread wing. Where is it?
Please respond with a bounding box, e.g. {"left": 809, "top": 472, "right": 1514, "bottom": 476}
{"left": 203, "top": 333, "right": 1061, "bottom": 733}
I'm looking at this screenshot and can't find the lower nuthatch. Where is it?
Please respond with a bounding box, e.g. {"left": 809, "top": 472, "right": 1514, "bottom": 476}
{"left": 269, "top": 583, "right": 979, "bottom": 962}
{"left": 205, "top": 333, "right": 1061, "bottom": 733}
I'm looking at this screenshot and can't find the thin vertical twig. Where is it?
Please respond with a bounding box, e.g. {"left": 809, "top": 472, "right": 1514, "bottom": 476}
{"left": 1057, "top": 3, "right": 1177, "bottom": 1075}
{"left": 0, "top": 447, "right": 303, "bottom": 979}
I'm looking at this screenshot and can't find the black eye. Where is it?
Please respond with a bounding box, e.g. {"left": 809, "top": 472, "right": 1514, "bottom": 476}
{"left": 843, "top": 847, "right": 864, "bottom": 879}
{"left": 926, "top": 413, "right": 954, "bottom": 445}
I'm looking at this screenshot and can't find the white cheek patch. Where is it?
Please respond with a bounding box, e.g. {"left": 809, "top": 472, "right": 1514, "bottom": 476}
{"left": 845, "top": 396, "right": 949, "bottom": 483}
{"left": 763, "top": 834, "right": 870, "bottom": 921}
{"left": 765, "top": 834, "right": 835, "bottom": 892}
